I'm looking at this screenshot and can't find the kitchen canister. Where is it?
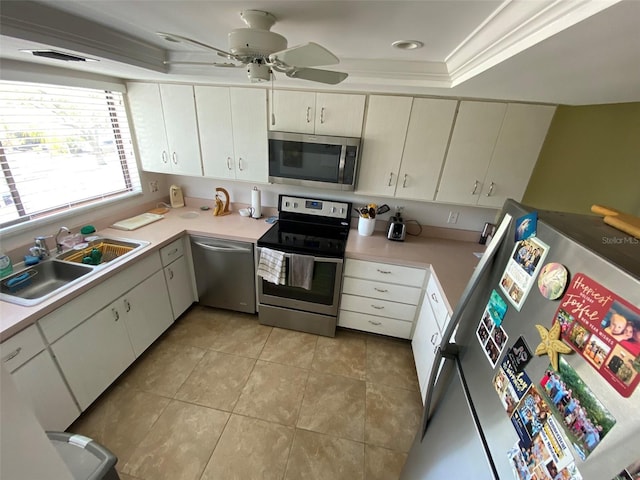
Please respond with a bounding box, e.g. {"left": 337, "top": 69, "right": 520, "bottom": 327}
{"left": 358, "top": 217, "right": 375, "bottom": 236}
{"left": 251, "top": 186, "right": 262, "bottom": 218}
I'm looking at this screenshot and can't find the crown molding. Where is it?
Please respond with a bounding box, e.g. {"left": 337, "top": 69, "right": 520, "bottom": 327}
{"left": 446, "top": 0, "right": 622, "bottom": 86}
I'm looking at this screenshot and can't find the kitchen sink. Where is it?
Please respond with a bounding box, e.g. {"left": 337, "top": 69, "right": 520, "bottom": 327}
{"left": 0, "top": 260, "right": 93, "bottom": 306}
{"left": 1, "top": 236, "right": 149, "bottom": 306}
{"left": 56, "top": 237, "right": 148, "bottom": 266}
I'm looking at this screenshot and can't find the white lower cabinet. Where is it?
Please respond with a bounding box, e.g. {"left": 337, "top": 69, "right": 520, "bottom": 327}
{"left": 412, "top": 273, "right": 451, "bottom": 403}
{"left": 160, "top": 237, "right": 196, "bottom": 320}
{"left": 1, "top": 324, "right": 79, "bottom": 430}
{"left": 338, "top": 259, "right": 426, "bottom": 339}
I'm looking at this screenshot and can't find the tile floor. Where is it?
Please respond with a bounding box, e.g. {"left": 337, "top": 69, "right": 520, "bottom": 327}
{"left": 68, "top": 305, "right": 423, "bottom": 480}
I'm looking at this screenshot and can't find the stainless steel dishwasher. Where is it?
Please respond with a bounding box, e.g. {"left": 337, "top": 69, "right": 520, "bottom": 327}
{"left": 189, "top": 235, "right": 256, "bottom": 313}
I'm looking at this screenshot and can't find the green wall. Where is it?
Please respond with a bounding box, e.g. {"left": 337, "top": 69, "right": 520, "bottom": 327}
{"left": 523, "top": 102, "right": 640, "bottom": 216}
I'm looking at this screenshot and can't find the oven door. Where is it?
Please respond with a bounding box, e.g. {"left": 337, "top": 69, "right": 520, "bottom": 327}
{"left": 256, "top": 247, "right": 343, "bottom": 317}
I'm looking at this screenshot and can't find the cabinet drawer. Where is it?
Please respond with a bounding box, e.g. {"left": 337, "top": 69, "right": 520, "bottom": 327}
{"left": 39, "top": 252, "right": 162, "bottom": 343}
{"left": 338, "top": 310, "right": 412, "bottom": 339}
{"left": 1, "top": 324, "right": 46, "bottom": 373}
{"left": 342, "top": 277, "right": 422, "bottom": 305}
{"left": 160, "top": 237, "right": 184, "bottom": 266}
{"left": 426, "top": 275, "right": 450, "bottom": 331}
{"left": 340, "top": 294, "right": 417, "bottom": 322}
{"left": 344, "top": 259, "right": 426, "bottom": 287}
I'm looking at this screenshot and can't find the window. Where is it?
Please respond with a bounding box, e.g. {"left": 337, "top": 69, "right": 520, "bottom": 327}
{"left": 0, "top": 82, "right": 141, "bottom": 229}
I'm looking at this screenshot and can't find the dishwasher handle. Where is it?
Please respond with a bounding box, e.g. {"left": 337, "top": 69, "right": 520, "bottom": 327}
{"left": 193, "top": 241, "right": 252, "bottom": 254}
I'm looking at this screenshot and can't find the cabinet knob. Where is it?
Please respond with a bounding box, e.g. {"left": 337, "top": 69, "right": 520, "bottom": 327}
{"left": 486, "top": 182, "right": 495, "bottom": 196}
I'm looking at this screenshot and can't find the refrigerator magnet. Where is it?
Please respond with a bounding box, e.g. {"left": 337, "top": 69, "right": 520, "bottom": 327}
{"left": 537, "top": 262, "right": 569, "bottom": 300}
{"left": 500, "top": 236, "right": 550, "bottom": 311}
{"left": 507, "top": 336, "right": 533, "bottom": 372}
{"left": 534, "top": 322, "right": 573, "bottom": 371}
{"left": 515, "top": 211, "right": 538, "bottom": 241}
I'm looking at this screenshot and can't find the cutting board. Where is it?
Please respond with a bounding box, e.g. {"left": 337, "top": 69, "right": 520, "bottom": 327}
{"left": 591, "top": 204, "right": 640, "bottom": 239}
{"left": 112, "top": 213, "right": 164, "bottom": 231}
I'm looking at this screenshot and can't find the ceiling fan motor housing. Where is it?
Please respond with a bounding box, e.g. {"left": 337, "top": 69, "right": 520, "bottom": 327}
{"left": 228, "top": 29, "right": 287, "bottom": 58}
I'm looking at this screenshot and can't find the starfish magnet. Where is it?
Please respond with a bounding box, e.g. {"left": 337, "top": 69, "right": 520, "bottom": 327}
{"left": 534, "top": 322, "right": 572, "bottom": 371}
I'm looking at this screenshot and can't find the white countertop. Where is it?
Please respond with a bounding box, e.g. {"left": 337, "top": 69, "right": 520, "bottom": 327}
{"left": 1, "top": 206, "right": 482, "bottom": 341}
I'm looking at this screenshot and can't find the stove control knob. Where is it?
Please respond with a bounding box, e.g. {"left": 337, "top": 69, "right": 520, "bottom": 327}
{"left": 330, "top": 206, "right": 336, "bottom": 213}
{"left": 284, "top": 201, "right": 290, "bottom": 207}
{"left": 293, "top": 202, "right": 298, "bottom": 208}
{"left": 340, "top": 208, "right": 344, "bottom": 214}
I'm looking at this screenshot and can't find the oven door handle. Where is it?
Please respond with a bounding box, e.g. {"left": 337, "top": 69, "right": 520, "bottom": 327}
{"left": 258, "top": 247, "right": 343, "bottom": 264}
{"left": 194, "top": 242, "right": 253, "bottom": 253}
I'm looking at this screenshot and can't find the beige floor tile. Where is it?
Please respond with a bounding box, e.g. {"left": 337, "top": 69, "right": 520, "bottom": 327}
{"left": 234, "top": 360, "right": 308, "bottom": 426}
{"left": 284, "top": 429, "right": 364, "bottom": 480}
{"left": 119, "top": 340, "right": 205, "bottom": 397}
{"left": 176, "top": 350, "right": 255, "bottom": 411}
{"left": 365, "top": 444, "right": 408, "bottom": 480}
{"left": 297, "top": 372, "right": 366, "bottom": 441}
{"left": 259, "top": 327, "right": 318, "bottom": 368}
{"left": 311, "top": 330, "right": 366, "bottom": 379}
{"left": 123, "top": 400, "right": 229, "bottom": 480}
{"left": 365, "top": 383, "right": 422, "bottom": 452}
{"left": 116, "top": 473, "right": 141, "bottom": 480}
{"left": 162, "top": 306, "right": 230, "bottom": 349}
{"left": 210, "top": 311, "right": 272, "bottom": 358}
{"left": 366, "top": 338, "right": 419, "bottom": 391}
{"left": 201, "top": 414, "right": 294, "bottom": 480}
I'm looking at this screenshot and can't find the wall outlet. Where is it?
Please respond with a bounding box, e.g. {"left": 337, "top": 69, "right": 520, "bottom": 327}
{"left": 149, "top": 180, "right": 159, "bottom": 193}
{"left": 447, "top": 211, "right": 459, "bottom": 224}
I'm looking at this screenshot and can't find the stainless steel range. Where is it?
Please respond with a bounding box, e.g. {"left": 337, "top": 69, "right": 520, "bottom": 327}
{"left": 256, "top": 194, "right": 352, "bottom": 337}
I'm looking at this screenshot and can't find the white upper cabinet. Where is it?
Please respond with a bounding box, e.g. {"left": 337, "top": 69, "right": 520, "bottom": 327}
{"left": 127, "top": 83, "right": 202, "bottom": 176}
{"left": 396, "top": 98, "right": 458, "bottom": 201}
{"left": 357, "top": 95, "right": 413, "bottom": 197}
{"left": 196, "top": 86, "right": 268, "bottom": 183}
{"left": 435, "top": 101, "right": 555, "bottom": 207}
{"left": 477, "top": 103, "right": 556, "bottom": 208}
{"left": 269, "top": 90, "right": 365, "bottom": 137}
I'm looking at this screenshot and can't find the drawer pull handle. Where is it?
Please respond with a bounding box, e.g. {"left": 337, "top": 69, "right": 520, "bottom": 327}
{"left": 320, "top": 107, "right": 325, "bottom": 124}
{"left": 238, "top": 158, "right": 244, "bottom": 171}
{"left": 172, "top": 152, "right": 178, "bottom": 165}
{"left": 168, "top": 268, "right": 174, "bottom": 280}
{"left": 167, "top": 248, "right": 179, "bottom": 257}
{"left": 2, "top": 347, "right": 22, "bottom": 363}
{"left": 368, "top": 320, "right": 382, "bottom": 326}
{"left": 371, "top": 304, "right": 384, "bottom": 310}
{"left": 387, "top": 172, "right": 394, "bottom": 187}
{"left": 306, "top": 106, "right": 311, "bottom": 123}
{"left": 374, "top": 287, "right": 388, "bottom": 293}
{"left": 124, "top": 299, "right": 131, "bottom": 313}
{"left": 226, "top": 157, "right": 232, "bottom": 170}
{"left": 161, "top": 151, "right": 168, "bottom": 164}
{"left": 402, "top": 173, "right": 408, "bottom": 188}
{"left": 377, "top": 269, "right": 391, "bottom": 274}
{"left": 112, "top": 308, "right": 120, "bottom": 322}
{"left": 431, "top": 293, "right": 438, "bottom": 303}
{"left": 430, "top": 333, "right": 439, "bottom": 344}
{"left": 471, "top": 180, "right": 479, "bottom": 194}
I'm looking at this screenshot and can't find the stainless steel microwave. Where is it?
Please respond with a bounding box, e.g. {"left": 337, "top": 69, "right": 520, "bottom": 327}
{"left": 268, "top": 131, "right": 360, "bottom": 191}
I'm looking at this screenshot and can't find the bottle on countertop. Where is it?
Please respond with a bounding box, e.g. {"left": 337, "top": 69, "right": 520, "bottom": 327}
{"left": 0, "top": 250, "right": 13, "bottom": 278}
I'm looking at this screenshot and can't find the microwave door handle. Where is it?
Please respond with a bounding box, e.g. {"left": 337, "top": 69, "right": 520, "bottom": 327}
{"left": 338, "top": 145, "right": 347, "bottom": 185}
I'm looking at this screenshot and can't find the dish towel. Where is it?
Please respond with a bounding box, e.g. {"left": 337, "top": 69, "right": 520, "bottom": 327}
{"left": 257, "top": 248, "right": 286, "bottom": 285}
{"left": 288, "top": 253, "right": 315, "bottom": 290}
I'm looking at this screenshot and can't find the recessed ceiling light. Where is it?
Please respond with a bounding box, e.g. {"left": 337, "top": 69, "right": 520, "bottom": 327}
{"left": 391, "top": 40, "right": 424, "bottom": 50}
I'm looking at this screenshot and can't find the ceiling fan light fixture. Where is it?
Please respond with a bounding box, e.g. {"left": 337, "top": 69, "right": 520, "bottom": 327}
{"left": 391, "top": 40, "right": 424, "bottom": 50}
{"left": 247, "top": 62, "right": 271, "bottom": 83}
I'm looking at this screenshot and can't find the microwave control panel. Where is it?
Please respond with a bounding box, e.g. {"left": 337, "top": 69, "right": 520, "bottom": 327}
{"left": 280, "top": 195, "right": 350, "bottom": 221}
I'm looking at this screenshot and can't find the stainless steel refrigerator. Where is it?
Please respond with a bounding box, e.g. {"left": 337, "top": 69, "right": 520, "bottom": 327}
{"left": 402, "top": 199, "right": 640, "bottom": 480}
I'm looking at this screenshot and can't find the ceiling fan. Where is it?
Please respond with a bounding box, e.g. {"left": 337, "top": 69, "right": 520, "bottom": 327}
{"left": 158, "top": 9, "right": 348, "bottom": 85}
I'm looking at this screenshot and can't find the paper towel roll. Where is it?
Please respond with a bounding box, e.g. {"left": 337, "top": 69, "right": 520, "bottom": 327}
{"left": 251, "top": 187, "right": 261, "bottom": 218}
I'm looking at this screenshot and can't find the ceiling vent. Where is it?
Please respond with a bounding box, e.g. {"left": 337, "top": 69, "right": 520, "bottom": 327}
{"left": 21, "top": 50, "right": 96, "bottom": 62}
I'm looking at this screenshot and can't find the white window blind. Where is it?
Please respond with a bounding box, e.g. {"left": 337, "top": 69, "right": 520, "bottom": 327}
{"left": 0, "top": 82, "right": 141, "bottom": 229}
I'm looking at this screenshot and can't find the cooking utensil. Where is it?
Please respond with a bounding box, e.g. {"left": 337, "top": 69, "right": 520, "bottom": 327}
{"left": 376, "top": 204, "right": 390, "bottom": 215}
{"left": 359, "top": 207, "right": 369, "bottom": 218}
{"left": 369, "top": 207, "right": 376, "bottom": 219}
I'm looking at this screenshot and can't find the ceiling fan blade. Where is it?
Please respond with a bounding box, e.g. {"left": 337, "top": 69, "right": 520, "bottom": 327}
{"left": 157, "top": 32, "right": 236, "bottom": 59}
{"left": 287, "top": 68, "right": 348, "bottom": 85}
{"left": 269, "top": 42, "right": 339, "bottom": 68}
{"left": 163, "top": 60, "right": 244, "bottom": 68}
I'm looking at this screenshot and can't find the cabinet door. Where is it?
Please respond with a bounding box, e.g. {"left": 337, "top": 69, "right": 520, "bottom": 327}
{"left": 51, "top": 304, "right": 135, "bottom": 410}
{"left": 396, "top": 98, "right": 457, "bottom": 201}
{"left": 230, "top": 88, "right": 268, "bottom": 183}
{"left": 12, "top": 350, "right": 80, "bottom": 431}
{"left": 269, "top": 90, "right": 316, "bottom": 133}
{"left": 314, "top": 93, "right": 366, "bottom": 137}
{"left": 122, "top": 270, "right": 174, "bottom": 357}
{"left": 159, "top": 84, "right": 203, "bottom": 176}
{"left": 164, "top": 256, "right": 195, "bottom": 320}
{"left": 478, "top": 104, "right": 555, "bottom": 208}
{"left": 126, "top": 83, "right": 170, "bottom": 173}
{"left": 412, "top": 296, "right": 441, "bottom": 403}
{"left": 195, "top": 86, "right": 236, "bottom": 179}
{"left": 436, "top": 101, "right": 507, "bottom": 205}
{"left": 356, "top": 96, "right": 412, "bottom": 196}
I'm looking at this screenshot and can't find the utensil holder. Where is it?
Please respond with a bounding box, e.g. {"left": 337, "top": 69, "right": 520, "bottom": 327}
{"left": 358, "top": 217, "right": 375, "bottom": 236}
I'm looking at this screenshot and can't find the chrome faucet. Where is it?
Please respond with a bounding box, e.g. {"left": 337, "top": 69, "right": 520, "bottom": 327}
{"left": 55, "top": 226, "right": 71, "bottom": 253}
{"left": 32, "top": 235, "right": 52, "bottom": 259}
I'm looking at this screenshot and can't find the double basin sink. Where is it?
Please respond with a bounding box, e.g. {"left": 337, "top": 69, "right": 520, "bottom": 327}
{"left": 1, "top": 237, "right": 149, "bottom": 306}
